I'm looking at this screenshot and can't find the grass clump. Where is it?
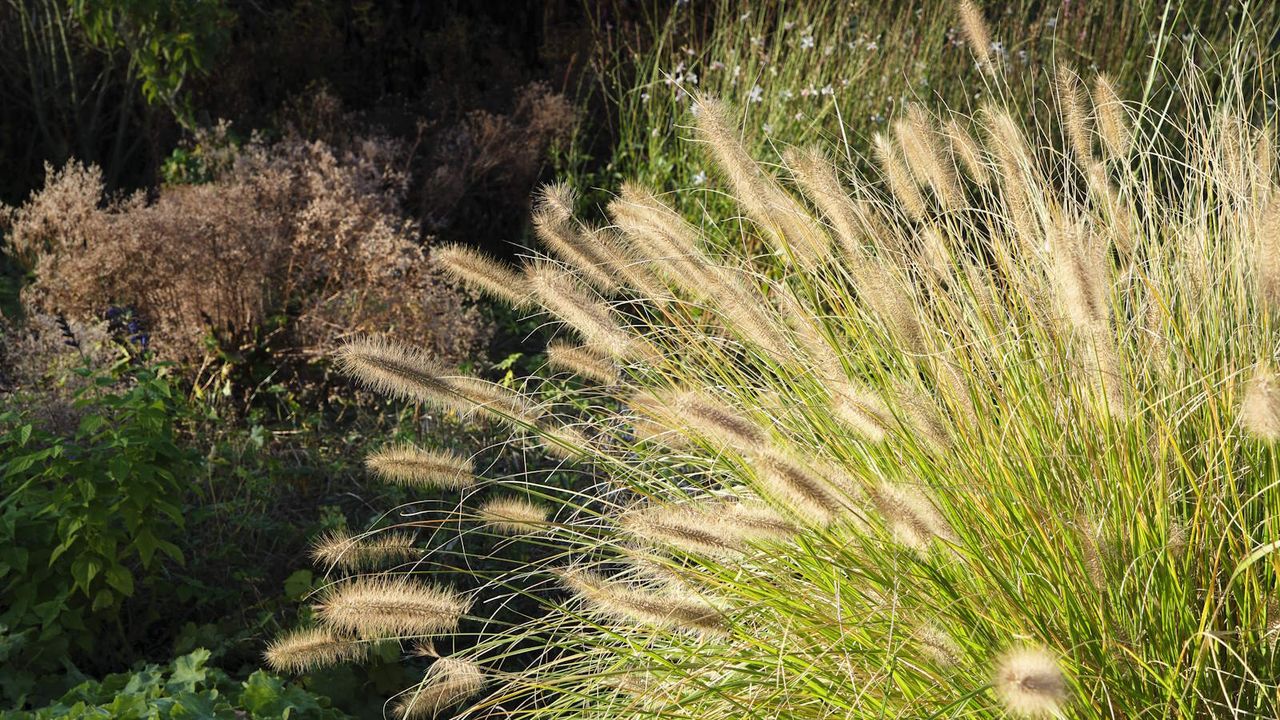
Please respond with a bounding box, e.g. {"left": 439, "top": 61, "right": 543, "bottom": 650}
{"left": 269, "top": 8, "right": 1280, "bottom": 719}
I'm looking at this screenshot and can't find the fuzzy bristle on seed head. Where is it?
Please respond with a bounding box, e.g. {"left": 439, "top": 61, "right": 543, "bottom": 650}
{"left": 394, "top": 657, "right": 485, "bottom": 719}
{"left": 433, "top": 243, "right": 532, "bottom": 309}
{"left": 873, "top": 132, "right": 928, "bottom": 220}
{"left": 944, "top": 118, "right": 991, "bottom": 186}
{"left": 526, "top": 262, "right": 645, "bottom": 360}
{"left": 896, "top": 104, "right": 962, "bottom": 209}
{"left": 1055, "top": 65, "right": 1093, "bottom": 162}
{"left": 693, "top": 96, "right": 829, "bottom": 266}
{"left": 958, "top": 0, "right": 992, "bottom": 70}
{"left": 620, "top": 504, "right": 743, "bottom": 556}
{"left": 871, "top": 482, "right": 955, "bottom": 551}
{"left": 478, "top": 496, "right": 550, "bottom": 535}
{"left": 314, "top": 578, "right": 470, "bottom": 639}
{"left": 1258, "top": 195, "right": 1280, "bottom": 318}
{"left": 1243, "top": 363, "right": 1280, "bottom": 441}
{"left": 756, "top": 452, "right": 844, "bottom": 525}
{"left": 264, "top": 627, "right": 365, "bottom": 674}
{"left": 992, "top": 646, "right": 1069, "bottom": 718}
{"left": 365, "top": 444, "right": 474, "bottom": 489}
{"left": 830, "top": 382, "right": 893, "bottom": 442}
{"left": 546, "top": 339, "right": 620, "bottom": 384}
{"left": 337, "top": 337, "right": 454, "bottom": 406}
{"left": 1092, "top": 74, "right": 1131, "bottom": 159}
{"left": 311, "top": 528, "right": 420, "bottom": 570}
{"left": 532, "top": 188, "right": 621, "bottom": 294}
{"left": 558, "top": 567, "right": 726, "bottom": 635}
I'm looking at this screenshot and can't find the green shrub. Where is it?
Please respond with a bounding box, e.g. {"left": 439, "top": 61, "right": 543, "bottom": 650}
{"left": 0, "top": 363, "right": 197, "bottom": 704}
{"left": 1, "top": 648, "right": 350, "bottom": 720}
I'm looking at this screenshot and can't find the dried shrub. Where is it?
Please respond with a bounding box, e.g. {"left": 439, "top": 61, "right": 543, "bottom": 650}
{"left": 4, "top": 131, "right": 491, "bottom": 367}
{"left": 419, "top": 81, "right": 577, "bottom": 232}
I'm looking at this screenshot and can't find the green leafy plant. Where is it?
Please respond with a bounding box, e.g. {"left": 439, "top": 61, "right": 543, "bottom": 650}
{"left": 69, "top": 0, "right": 233, "bottom": 126}
{"left": 0, "top": 648, "right": 351, "bottom": 719}
{"left": 0, "top": 362, "right": 198, "bottom": 704}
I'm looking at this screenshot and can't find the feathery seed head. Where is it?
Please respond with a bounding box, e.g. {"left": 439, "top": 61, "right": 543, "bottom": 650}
{"left": 1056, "top": 65, "right": 1093, "bottom": 163}
{"left": 1257, "top": 195, "right": 1280, "bottom": 318}
{"left": 558, "top": 567, "right": 726, "bottom": 636}
{"left": 338, "top": 338, "right": 537, "bottom": 424}
{"left": 315, "top": 578, "right": 470, "bottom": 639}
{"left": 756, "top": 452, "right": 844, "bottom": 525}
{"left": 830, "top": 382, "right": 894, "bottom": 442}
{"left": 434, "top": 243, "right": 532, "bottom": 309}
{"left": 873, "top": 132, "right": 928, "bottom": 220}
{"left": 896, "top": 104, "right": 963, "bottom": 209}
{"left": 870, "top": 482, "right": 955, "bottom": 551}
{"left": 1243, "top": 363, "right": 1280, "bottom": 440}
{"left": 620, "top": 504, "right": 743, "bottom": 556}
{"left": 958, "top": 1, "right": 993, "bottom": 70}
{"left": 546, "top": 339, "right": 620, "bottom": 384}
{"left": 527, "top": 262, "right": 642, "bottom": 360}
{"left": 478, "top": 496, "right": 551, "bottom": 535}
{"left": 944, "top": 117, "right": 991, "bottom": 187}
{"left": 366, "top": 444, "right": 474, "bottom": 489}
{"left": 992, "top": 647, "right": 1069, "bottom": 718}
{"left": 1093, "top": 74, "right": 1131, "bottom": 159}
{"left": 394, "top": 658, "right": 485, "bottom": 719}
{"left": 337, "top": 336, "right": 453, "bottom": 406}
{"left": 693, "top": 96, "right": 830, "bottom": 266}
{"left": 311, "top": 528, "right": 420, "bottom": 571}
{"left": 264, "top": 628, "right": 365, "bottom": 674}
{"left": 915, "top": 623, "right": 962, "bottom": 666}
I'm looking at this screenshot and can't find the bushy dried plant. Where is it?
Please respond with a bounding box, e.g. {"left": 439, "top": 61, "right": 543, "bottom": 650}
{"left": 3, "top": 129, "right": 489, "bottom": 368}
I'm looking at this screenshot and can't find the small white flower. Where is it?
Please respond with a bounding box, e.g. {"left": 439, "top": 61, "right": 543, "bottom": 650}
{"left": 685, "top": 71, "right": 698, "bottom": 85}
{"left": 801, "top": 35, "right": 815, "bottom": 49}
{"left": 748, "top": 85, "right": 764, "bottom": 103}
{"left": 990, "top": 40, "right": 1005, "bottom": 56}
{"left": 1046, "top": 17, "right": 1058, "bottom": 29}
{"left": 865, "top": 40, "right": 879, "bottom": 51}
{"left": 821, "top": 84, "right": 834, "bottom": 96}
{"left": 783, "top": 20, "right": 796, "bottom": 31}
{"left": 710, "top": 60, "right": 725, "bottom": 71}
{"left": 651, "top": 127, "right": 660, "bottom": 137}
{"left": 763, "top": 123, "right": 774, "bottom": 134}
{"left": 794, "top": 111, "right": 805, "bottom": 121}
{"left": 740, "top": 11, "right": 750, "bottom": 21}
{"left": 640, "top": 91, "right": 650, "bottom": 102}
{"left": 780, "top": 89, "right": 794, "bottom": 101}
{"left": 692, "top": 170, "right": 707, "bottom": 185}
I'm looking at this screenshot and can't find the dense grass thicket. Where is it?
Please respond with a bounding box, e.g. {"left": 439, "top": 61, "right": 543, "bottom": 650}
{"left": 266, "top": 6, "right": 1280, "bottom": 719}
{"left": 5, "top": 1, "right": 1280, "bottom": 718}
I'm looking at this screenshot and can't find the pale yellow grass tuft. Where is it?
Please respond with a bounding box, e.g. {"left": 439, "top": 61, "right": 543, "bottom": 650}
{"left": 433, "top": 243, "right": 532, "bottom": 309}
{"left": 365, "top": 444, "right": 474, "bottom": 489}
{"left": 394, "top": 657, "right": 485, "bottom": 719}
{"left": 311, "top": 528, "right": 420, "bottom": 570}
{"left": 546, "top": 339, "right": 620, "bottom": 384}
{"left": 264, "top": 627, "right": 365, "bottom": 674}
{"left": 1242, "top": 363, "right": 1280, "bottom": 440}
{"left": 558, "top": 567, "right": 726, "bottom": 635}
{"left": 477, "top": 495, "right": 551, "bottom": 535}
{"left": 992, "top": 646, "right": 1069, "bottom": 718}
{"left": 315, "top": 578, "right": 470, "bottom": 639}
